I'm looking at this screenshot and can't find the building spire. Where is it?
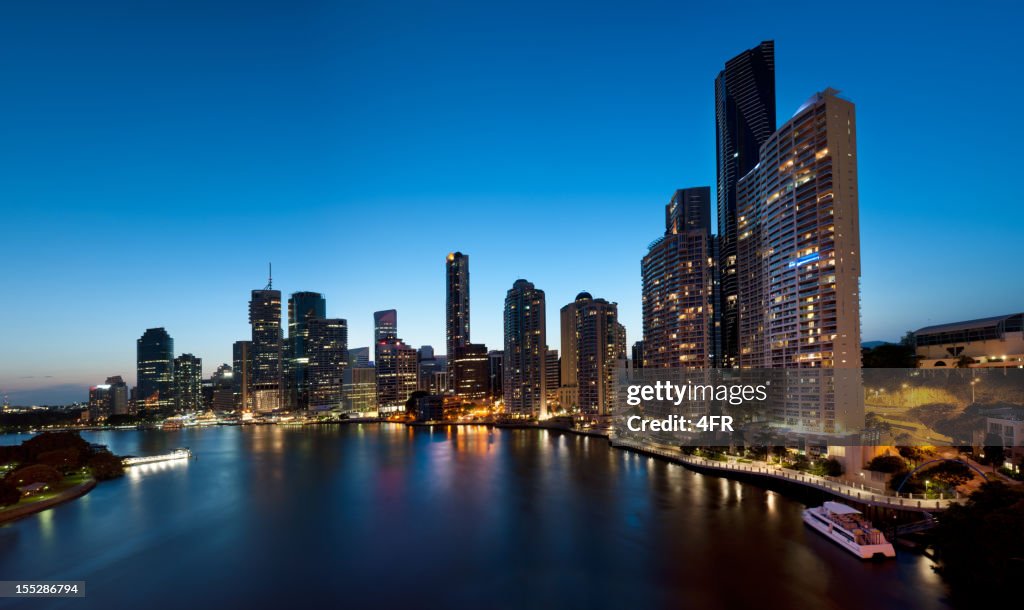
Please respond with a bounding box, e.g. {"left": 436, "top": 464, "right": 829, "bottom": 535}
{"left": 265, "top": 262, "right": 273, "bottom": 290}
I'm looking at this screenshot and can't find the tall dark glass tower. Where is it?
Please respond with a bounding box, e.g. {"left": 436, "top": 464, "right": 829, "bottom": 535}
{"left": 715, "top": 40, "right": 776, "bottom": 367}
{"left": 503, "top": 279, "right": 547, "bottom": 418}
{"left": 446, "top": 252, "right": 470, "bottom": 360}
{"left": 136, "top": 327, "right": 174, "bottom": 412}
{"left": 288, "top": 291, "right": 326, "bottom": 409}
{"left": 250, "top": 281, "right": 283, "bottom": 412}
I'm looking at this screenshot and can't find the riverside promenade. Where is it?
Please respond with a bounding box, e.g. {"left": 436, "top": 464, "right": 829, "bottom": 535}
{"left": 0, "top": 477, "right": 97, "bottom": 524}
{"left": 610, "top": 437, "right": 959, "bottom": 512}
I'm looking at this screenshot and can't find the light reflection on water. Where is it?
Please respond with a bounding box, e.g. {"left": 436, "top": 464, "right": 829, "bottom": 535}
{"left": 0, "top": 425, "right": 952, "bottom": 610}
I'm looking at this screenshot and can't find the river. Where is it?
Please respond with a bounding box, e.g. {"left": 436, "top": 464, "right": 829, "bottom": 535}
{"left": 0, "top": 424, "right": 951, "bottom": 609}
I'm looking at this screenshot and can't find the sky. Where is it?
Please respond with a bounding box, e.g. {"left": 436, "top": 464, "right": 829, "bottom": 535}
{"left": 2, "top": 0, "right": 1022, "bottom": 404}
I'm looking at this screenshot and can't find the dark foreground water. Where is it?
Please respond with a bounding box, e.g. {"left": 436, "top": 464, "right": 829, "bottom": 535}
{"left": 1, "top": 425, "right": 950, "bottom": 609}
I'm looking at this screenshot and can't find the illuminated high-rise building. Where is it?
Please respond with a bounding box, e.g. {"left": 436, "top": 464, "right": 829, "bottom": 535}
{"left": 250, "top": 281, "right": 283, "bottom": 412}
{"left": 288, "top": 291, "right": 327, "bottom": 409}
{"left": 452, "top": 343, "right": 489, "bottom": 402}
{"left": 503, "top": 279, "right": 547, "bottom": 418}
{"left": 307, "top": 317, "right": 348, "bottom": 410}
{"left": 136, "top": 327, "right": 174, "bottom": 412}
{"left": 374, "top": 310, "right": 398, "bottom": 343}
{"left": 232, "top": 340, "right": 252, "bottom": 410}
{"left": 641, "top": 187, "right": 717, "bottom": 368}
{"left": 561, "top": 293, "right": 627, "bottom": 416}
{"left": 716, "top": 40, "right": 777, "bottom": 367}
{"left": 375, "top": 338, "right": 418, "bottom": 413}
{"left": 173, "top": 353, "right": 203, "bottom": 412}
{"left": 446, "top": 252, "right": 470, "bottom": 360}
{"left": 736, "top": 88, "right": 861, "bottom": 432}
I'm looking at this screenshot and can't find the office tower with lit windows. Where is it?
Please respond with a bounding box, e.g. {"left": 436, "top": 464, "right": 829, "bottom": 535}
{"left": 453, "top": 343, "right": 489, "bottom": 402}
{"left": 307, "top": 317, "right": 348, "bottom": 410}
{"left": 446, "top": 252, "right": 470, "bottom": 360}
{"left": 173, "top": 353, "right": 202, "bottom": 412}
{"left": 736, "top": 88, "right": 861, "bottom": 432}
{"left": 348, "top": 347, "right": 370, "bottom": 368}
{"left": 417, "top": 346, "right": 440, "bottom": 391}
{"left": 503, "top": 279, "right": 547, "bottom": 418}
{"left": 342, "top": 366, "right": 377, "bottom": 414}
{"left": 209, "top": 364, "right": 235, "bottom": 412}
{"left": 104, "top": 375, "right": 129, "bottom": 415}
{"left": 250, "top": 285, "right": 283, "bottom": 412}
{"left": 641, "top": 187, "right": 717, "bottom": 368}
{"left": 374, "top": 310, "right": 398, "bottom": 343}
{"left": 287, "top": 291, "right": 326, "bottom": 410}
{"left": 716, "top": 40, "right": 776, "bottom": 368}
{"left": 631, "top": 341, "right": 645, "bottom": 369}
{"left": 375, "top": 338, "right": 418, "bottom": 413}
{"left": 137, "top": 327, "right": 175, "bottom": 412}
{"left": 232, "top": 340, "right": 252, "bottom": 410}
{"left": 561, "top": 293, "right": 626, "bottom": 416}
{"left": 488, "top": 350, "right": 503, "bottom": 401}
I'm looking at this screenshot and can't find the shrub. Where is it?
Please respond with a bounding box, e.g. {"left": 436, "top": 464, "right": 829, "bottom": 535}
{"left": 4, "top": 464, "right": 62, "bottom": 486}
{"left": 86, "top": 452, "right": 124, "bottom": 481}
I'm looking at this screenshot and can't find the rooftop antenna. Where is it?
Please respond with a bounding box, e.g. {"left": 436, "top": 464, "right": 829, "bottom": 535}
{"left": 265, "top": 262, "right": 273, "bottom": 290}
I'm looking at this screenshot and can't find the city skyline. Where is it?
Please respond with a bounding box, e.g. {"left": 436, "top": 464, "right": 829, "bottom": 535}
{"left": 3, "top": 3, "right": 1024, "bottom": 404}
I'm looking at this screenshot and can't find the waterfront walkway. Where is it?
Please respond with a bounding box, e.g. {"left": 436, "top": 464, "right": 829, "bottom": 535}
{"left": 0, "top": 477, "right": 97, "bottom": 524}
{"left": 610, "top": 437, "right": 959, "bottom": 512}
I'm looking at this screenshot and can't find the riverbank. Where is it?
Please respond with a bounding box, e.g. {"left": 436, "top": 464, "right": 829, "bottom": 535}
{"left": 0, "top": 475, "right": 96, "bottom": 525}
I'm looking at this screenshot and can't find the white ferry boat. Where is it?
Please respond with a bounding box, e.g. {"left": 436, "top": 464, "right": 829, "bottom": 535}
{"left": 803, "top": 501, "right": 896, "bottom": 560}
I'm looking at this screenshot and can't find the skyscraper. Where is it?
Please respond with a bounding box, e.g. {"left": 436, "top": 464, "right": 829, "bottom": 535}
{"left": 561, "top": 293, "right": 626, "bottom": 416}
{"left": 631, "top": 341, "right": 645, "bottom": 369}
{"left": 173, "top": 353, "right": 203, "bottom": 412}
{"left": 106, "top": 375, "right": 129, "bottom": 415}
{"left": 642, "top": 188, "right": 717, "bottom": 368}
{"left": 307, "top": 317, "right": 348, "bottom": 410}
{"left": 250, "top": 282, "right": 283, "bottom": 412}
{"left": 288, "top": 291, "right": 327, "bottom": 409}
{"left": 716, "top": 40, "right": 776, "bottom": 368}
{"left": 446, "top": 252, "right": 470, "bottom": 360}
{"left": 453, "top": 343, "right": 489, "bottom": 402}
{"left": 209, "top": 364, "right": 235, "bottom": 412}
{"left": 375, "top": 338, "right": 417, "bottom": 413}
{"left": 503, "top": 279, "right": 547, "bottom": 418}
{"left": 374, "top": 310, "right": 398, "bottom": 343}
{"left": 487, "top": 350, "right": 503, "bottom": 401}
{"left": 232, "top": 340, "right": 252, "bottom": 410}
{"left": 347, "top": 347, "right": 370, "bottom": 368}
{"left": 736, "top": 88, "right": 861, "bottom": 432}
{"left": 136, "top": 327, "right": 174, "bottom": 412}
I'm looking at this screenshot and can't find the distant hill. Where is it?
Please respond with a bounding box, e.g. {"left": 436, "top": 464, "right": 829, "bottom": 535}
{"left": 862, "top": 341, "right": 892, "bottom": 349}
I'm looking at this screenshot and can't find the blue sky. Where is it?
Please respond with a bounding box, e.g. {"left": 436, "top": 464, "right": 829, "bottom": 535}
{"left": 2, "top": 1, "right": 1022, "bottom": 404}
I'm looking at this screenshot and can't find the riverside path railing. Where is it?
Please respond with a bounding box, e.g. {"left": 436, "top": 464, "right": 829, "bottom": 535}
{"left": 609, "top": 437, "right": 961, "bottom": 512}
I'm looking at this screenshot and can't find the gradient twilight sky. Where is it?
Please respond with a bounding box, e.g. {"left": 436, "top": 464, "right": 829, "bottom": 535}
{"left": 2, "top": 1, "right": 1022, "bottom": 404}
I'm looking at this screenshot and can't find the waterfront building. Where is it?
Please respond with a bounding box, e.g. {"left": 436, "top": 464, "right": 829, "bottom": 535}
{"left": 446, "top": 252, "right": 470, "bottom": 361}
{"left": 488, "top": 350, "right": 503, "bottom": 401}
{"left": 307, "top": 318, "right": 348, "bottom": 410}
{"left": 232, "top": 340, "right": 252, "bottom": 410}
{"left": 503, "top": 279, "right": 548, "bottom": 418}
{"left": 716, "top": 40, "right": 777, "bottom": 368}
{"left": 88, "top": 383, "right": 111, "bottom": 421}
{"left": 342, "top": 366, "right": 377, "bottom": 414}
{"left": 914, "top": 313, "right": 1024, "bottom": 368}
{"left": 173, "top": 353, "right": 203, "bottom": 412}
{"left": 250, "top": 281, "right": 284, "bottom": 412}
{"left": 417, "top": 346, "right": 440, "bottom": 391}
{"left": 104, "top": 375, "right": 129, "bottom": 415}
{"left": 136, "top": 327, "right": 175, "bottom": 412}
{"left": 453, "top": 343, "right": 489, "bottom": 402}
{"left": 287, "top": 291, "right": 326, "bottom": 409}
{"left": 209, "top": 364, "right": 235, "bottom": 412}
{"left": 735, "top": 88, "right": 861, "bottom": 434}
{"left": 376, "top": 337, "right": 418, "bottom": 413}
{"left": 641, "top": 187, "right": 717, "bottom": 368}
{"left": 561, "top": 293, "right": 627, "bottom": 416}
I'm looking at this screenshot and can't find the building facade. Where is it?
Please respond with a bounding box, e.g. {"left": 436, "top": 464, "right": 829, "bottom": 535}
{"left": 249, "top": 288, "right": 283, "bottom": 412}
{"left": 136, "top": 327, "right": 175, "bottom": 412}
{"left": 453, "top": 343, "right": 489, "bottom": 402}
{"left": 307, "top": 318, "right": 348, "bottom": 410}
{"left": 914, "top": 313, "right": 1024, "bottom": 368}
{"left": 287, "top": 291, "right": 326, "bottom": 409}
{"left": 715, "top": 40, "right": 777, "bottom": 368}
{"left": 641, "top": 187, "right": 717, "bottom": 368}
{"left": 173, "top": 354, "right": 203, "bottom": 412}
{"left": 735, "top": 89, "right": 861, "bottom": 433}
{"left": 446, "top": 252, "right": 470, "bottom": 361}
{"left": 503, "top": 279, "right": 547, "bottom": 418}
{"left": 376, "top": 338, "right": 417, "bottom": 413}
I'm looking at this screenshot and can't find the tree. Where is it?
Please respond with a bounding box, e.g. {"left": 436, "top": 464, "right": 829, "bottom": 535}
{"left": 980, "top": 433, "right": 1006, "bottom": 470}
{"left": 0, "top": 481, "right": 20, "bottom": 507}
{"left": 862, "top": 342, "right": 916, "bottom": 368}
{"left": 897, "top": 445, "right": 934, "bottom": 466}
{"left": 866, "top": 455, "right": 907, "bottom": 473}
{"left": 5, "top": 463, "right": 62, "bottom": 486}
{"left": 19, "top": 432, "right": 90, "bottom": 462}
{"left": 933, "top": 482, "right": 1024, "bottom": 604}
{"left": 86, "top": 452, "right": 124, "bottom": 481}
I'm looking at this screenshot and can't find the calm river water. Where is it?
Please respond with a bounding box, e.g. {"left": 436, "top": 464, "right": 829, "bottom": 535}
{"left": 0, "top": 424, "right": 951, "bottom": 609}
